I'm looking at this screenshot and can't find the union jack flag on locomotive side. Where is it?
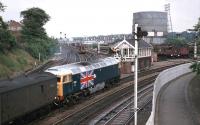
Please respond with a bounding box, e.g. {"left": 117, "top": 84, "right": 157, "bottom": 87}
{"left": 80, "top": 70, "right": 96, "bottom": 89}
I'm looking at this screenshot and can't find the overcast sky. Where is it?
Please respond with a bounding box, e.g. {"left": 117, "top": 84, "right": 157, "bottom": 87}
{"left": 1, "top": 0, "right": 200, "bottom": 37}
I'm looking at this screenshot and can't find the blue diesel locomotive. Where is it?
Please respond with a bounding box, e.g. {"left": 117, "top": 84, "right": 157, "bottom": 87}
{"left": 45, "top": 57, "right": 121, "bottom": 103}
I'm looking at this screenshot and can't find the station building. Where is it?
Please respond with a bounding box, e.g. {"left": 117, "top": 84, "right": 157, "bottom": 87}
{"left": 111, "top": 38, "right": 153, "bottom": 74}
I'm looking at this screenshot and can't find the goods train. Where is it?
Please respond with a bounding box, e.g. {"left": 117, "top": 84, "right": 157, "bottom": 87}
{"left": 0, "top": 57, "right": 120, "bottom": 125}
{"left": 155, "top": 45, "right": 189, "bottom": 58}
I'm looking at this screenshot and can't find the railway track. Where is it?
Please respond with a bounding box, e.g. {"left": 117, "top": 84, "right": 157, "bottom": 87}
{"left": 27, "top": 58, "right": 189, "bottom": 125}
{"left": 25, "top": 60, "right": 57, "bottom": 75}
{"left": 52, "top": 74, "right": 157, "bottom": 125}
{"left": 91, "top": 83, "right": 153, "bottom": 125}
{"left": 29, "top": 61, "right": 190, "bottom": 125}
{"left": 52, "top": 62, "right": 189, "bottom": 125}
{"left": 26, "top": 45, "right": 101, "bottom": 75}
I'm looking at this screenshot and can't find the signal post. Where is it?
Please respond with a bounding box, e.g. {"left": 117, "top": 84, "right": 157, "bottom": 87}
{"left": 133, "top": 24, "right": 148, "bottom": 125}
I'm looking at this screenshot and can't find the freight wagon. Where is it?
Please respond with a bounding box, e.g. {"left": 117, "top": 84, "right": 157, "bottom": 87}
{"left": 0, "top": 73, "right": 57, "bottom": 125}
{"left": 156, "top": 45, "right": 189, "bottom": 58}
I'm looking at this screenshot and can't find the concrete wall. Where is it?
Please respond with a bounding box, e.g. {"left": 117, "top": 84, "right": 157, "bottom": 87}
{"left": 146, "top": 63, "right": 192, "bottom": 125}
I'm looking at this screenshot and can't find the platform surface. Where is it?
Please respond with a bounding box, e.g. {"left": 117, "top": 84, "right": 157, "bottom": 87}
{"left": 155, "top": 73, "right": 199, "bottom": 125}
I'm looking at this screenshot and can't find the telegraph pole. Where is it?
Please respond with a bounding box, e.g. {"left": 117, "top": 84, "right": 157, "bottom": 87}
{"left": 134, "top": 23, "right": 138, "bottom": 125}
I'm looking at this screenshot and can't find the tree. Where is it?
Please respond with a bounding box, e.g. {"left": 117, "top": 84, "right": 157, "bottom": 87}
{"left": 194, "top": 18, "right": 200, "bottom": 31}
{"left": 165, "top": 37, "right": 187, "bottom": 47}
{"left": 190, "top": 62, "right": 200, "bottom": 75}
{"left": 0, "top": 2, "right": 16, "bottom": 53}
{"left": 190, "top": 18, "right": 200, "bottom": 75}
{"left": 20, "top": 7, "right": 50, "bottom": 40}
{"left": 0, "top": 2, "right": 6, "bottom": 12}
{"left": 194, "top": 18, "right": 200, "bottom": 43}
{"left": 20, "top": 7, "right": 56, "bottom": 60}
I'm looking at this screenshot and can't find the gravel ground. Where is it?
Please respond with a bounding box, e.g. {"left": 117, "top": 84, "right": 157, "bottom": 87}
{"left": 137, "top": 101, "right": 152, "bottom": 125}
{"left": 128, "top": 100, "right": 152, "bottom": 125}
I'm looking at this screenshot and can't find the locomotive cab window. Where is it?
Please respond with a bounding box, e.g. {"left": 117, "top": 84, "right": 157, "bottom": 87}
{"left": 63, "top": 74, "right": 72, "bottom": 83}
{"left": 57, "top": 77, "right": 61, "bottom": 82}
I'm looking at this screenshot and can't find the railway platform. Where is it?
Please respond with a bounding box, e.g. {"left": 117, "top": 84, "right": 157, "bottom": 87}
{"left": 155, "top": 73, "right": 200, "bottom": 125}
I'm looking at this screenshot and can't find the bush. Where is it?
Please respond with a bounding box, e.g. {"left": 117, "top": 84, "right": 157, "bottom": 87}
{"left": 0, "top": 54, "right": 15, "bottom": 68}
{"left": 25, "top": 38, "right": 57, "bottom": 60}
{"left": 0, "top": 21, "right": 16, "bottom": 52}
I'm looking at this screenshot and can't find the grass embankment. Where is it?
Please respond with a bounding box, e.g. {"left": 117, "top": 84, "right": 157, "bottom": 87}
{"left": 0, "top": 49, "right": 37, "bottom": 78}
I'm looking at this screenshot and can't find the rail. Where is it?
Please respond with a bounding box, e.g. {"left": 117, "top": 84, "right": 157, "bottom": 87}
{"left": 93, "top": 83, "right": 154, "bottom": 125}
{"left": 52, "top": 74, "right": 158, "bottom": 125}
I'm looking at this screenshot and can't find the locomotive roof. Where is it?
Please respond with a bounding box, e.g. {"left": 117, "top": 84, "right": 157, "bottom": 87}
{"left": 45, "top": 57, "right": 120, "bottom": 76}
{"left": 0, "top": 72, "right": 56, "bottom": 94}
